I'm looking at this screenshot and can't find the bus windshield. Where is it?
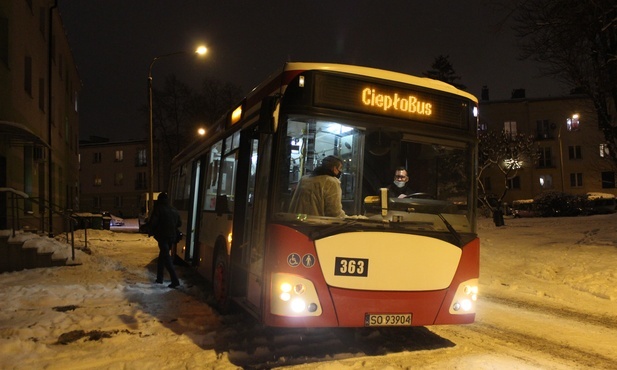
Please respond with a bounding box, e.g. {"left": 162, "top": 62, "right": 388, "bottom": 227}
{"left": 274, "top": 114, "right": 473, "bottom": 234}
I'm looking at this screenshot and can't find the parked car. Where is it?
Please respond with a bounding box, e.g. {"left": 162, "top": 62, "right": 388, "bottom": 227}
{"left": 512, "top": 199, "right": 537, "bottom": 218}
{"left": 102, "top": 211, "right": 124, "bottom": 226}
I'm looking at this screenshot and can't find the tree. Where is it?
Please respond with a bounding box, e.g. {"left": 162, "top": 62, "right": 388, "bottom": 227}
{"left": 477, "top": 130, "right": 539, "bottom": 224}
{"left": 423, "top": 55, "right": 467, "bottom": 90}
{"left": 512, "top": 0, "right": 617, "bottom": 163}
{"left": 148, "top": 75, "right": 243, "bottom": 190}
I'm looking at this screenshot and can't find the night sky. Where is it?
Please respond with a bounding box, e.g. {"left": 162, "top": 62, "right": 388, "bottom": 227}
{"left": 58, "top": 1, "right": 567, "bottom": 142}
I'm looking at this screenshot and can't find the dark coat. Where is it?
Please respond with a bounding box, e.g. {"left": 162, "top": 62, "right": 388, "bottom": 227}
{"left": 148, "top": 199, "right": 181, "bottom": 241}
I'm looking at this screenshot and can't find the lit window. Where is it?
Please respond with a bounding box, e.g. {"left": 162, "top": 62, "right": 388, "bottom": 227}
{"left": 600, "top": 144, "right": 610, "bottom": 158}
{"left": 539, "top": 175, "right": 553, "bottom": 189}
{"left": 115, "top": 150, "right": 124, "bottom": 162}
{"left": 566, "top": 114, "right": 580, "bottom": 131}
{"left": 504, "top": 121, "right": 517, "bottom": 137}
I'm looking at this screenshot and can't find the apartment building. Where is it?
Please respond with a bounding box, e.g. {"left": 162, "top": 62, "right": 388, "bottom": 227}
{"left": 79, "top": 138, "right": 152, "bottom": 218}
{"left": 479, "top": 91, "right": 616, "bottom": 205}
{"left": 0, "top": 1, "right": 80, "bottom": 234}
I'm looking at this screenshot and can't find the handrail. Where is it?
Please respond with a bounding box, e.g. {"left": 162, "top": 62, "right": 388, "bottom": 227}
{"left": 1, "top": 187, "right": 78, "bottom": 261}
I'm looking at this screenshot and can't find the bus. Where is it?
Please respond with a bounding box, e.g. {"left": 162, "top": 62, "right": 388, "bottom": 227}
{"left": 169, "top": 62, "right": 479, "bottom": 328}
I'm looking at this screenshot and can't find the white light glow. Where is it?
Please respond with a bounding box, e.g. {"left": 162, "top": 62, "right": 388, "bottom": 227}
{"left": 290, "top": 298, "right": 306, "bottom": 313}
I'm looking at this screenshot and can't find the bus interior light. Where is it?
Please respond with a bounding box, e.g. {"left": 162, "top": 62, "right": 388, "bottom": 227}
{"left": 299, "top": 75, "right": 305, "bottom": 87}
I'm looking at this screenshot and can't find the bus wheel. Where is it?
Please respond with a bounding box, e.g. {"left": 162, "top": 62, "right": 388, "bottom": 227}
{"left": 212, "top": 248, "right": 231, "bottom": 313}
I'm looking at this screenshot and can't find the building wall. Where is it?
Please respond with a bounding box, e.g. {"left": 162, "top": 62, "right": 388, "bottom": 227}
{"left": 479, "top": 95, "right": 616, "bottom": 205}
{"left": 79, "top": 140, "right": 149, "bottom": 218}
{"left": 0, "top": 0, "right": 80, "bottom": 234}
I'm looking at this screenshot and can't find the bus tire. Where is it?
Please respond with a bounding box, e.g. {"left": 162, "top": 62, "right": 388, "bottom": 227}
{"left": 212, "top": 246, "right": 231, "bottom": 313}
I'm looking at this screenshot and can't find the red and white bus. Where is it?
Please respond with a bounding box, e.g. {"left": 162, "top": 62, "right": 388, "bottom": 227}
{"left": 169, "top": 62, "right": 479, "bottom": 327}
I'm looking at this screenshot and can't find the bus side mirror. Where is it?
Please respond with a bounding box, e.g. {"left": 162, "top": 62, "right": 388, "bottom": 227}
{"left": 259, "top": 95, "right": 281, "bottom": 134}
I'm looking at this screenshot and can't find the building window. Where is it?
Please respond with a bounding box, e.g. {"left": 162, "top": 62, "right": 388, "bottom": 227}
{"left": 600, "top": 144, "right": 610, "bottom": 158}
{"left": 0, "top": 17, "right": 8, "bottom": 67}
{"left": 539, "top": 175, "right": 553, "bottom": 189}
{"left": 94, "top": 176, "right": 102, "bottom": 186}
{"left": 136, "top": 149, "right": 147, "bottom": 166}
{"left": 115, "top": 150, "right": 124, "bottom": 162}
{"left": 601, "top": 172, "right": 615, "bottom": 189}
{"left": 507, "top": 176, "right": 521, "bottom": 190}
{"left": 39, "top": 7, "right": 46, "bottom": 35}
{"left": 538, "top": 147, "right": 552, "bottom": 167}
{"left": 504, "top": 121, "right": 517, "bottom": 136}
{"left": 570, "top": 173, "right": 583, "bottom": 187}
{"left": 38, "top": 78, "right": 45, "bottom": 110}
{"left": 567, "top": 114, "right": 580, "bottom": 131}
{"left": 135, "top": 172, "right": 147, "bottom": 190}
{"left": 93, "top": 196, "right": 101, "bottom": 208}
{"left": 536, "top": 120, "right": 551, "bottom": 139}
{"left": 114, "top": 172, "right": 123, "bottom": 186}
{"left": 568, "top": 145, "right": 582, "bottom": 160}
{"left": 114, "top": 196, "right": 123, "bottom": 208}
{"left": 24, "top": 56, "right": 33, "bottom": 96}
{"left": 93, "top": 152, "right": 102, "bottom": 163}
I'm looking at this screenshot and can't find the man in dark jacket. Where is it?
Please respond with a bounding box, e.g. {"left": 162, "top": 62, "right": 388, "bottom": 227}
{"left": 387, "top": 167, "right": 415, "bottom": 198}
{"left": 147, "top": 192, "right": 181, "bottom": 288}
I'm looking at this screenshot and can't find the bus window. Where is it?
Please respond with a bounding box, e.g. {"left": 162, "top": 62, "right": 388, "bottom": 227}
{"left": 280, "top": 117, "right": 363, "bottom": 215}
{"left": 218, "top": 152, "right": 238, "bottom": 213}
{"left": 274, "top": 116, "right": 472, "bottom": 232}
{"left": 203, "top": 140, "right": 222, "bottom": 211}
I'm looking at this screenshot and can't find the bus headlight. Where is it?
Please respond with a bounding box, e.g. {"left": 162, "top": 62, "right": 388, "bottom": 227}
{"left": 449, "top": 278, "right": 478, "bottom": 314}
{"left": 271, "top": 273, "right": 322, "bottom": 317}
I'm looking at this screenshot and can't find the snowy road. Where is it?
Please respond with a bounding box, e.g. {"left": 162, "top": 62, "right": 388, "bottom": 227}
{"left": 2, "top": 215, "right": 616, "bottom": 369}
{"left": 429, "top": 296, "right": 617, "bottom": 370}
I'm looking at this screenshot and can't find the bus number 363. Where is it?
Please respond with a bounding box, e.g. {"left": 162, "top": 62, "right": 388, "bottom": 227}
{"left": 335, "top": 257, "right": 369, "bottom": 277}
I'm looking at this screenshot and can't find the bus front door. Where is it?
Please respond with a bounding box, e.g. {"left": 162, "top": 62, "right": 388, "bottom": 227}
{"left": 230, "top": 132, "right": 269, "bottom": 314}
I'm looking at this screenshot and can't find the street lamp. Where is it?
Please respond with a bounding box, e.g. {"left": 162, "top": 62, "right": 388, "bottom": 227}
{"left": 147, "top": 46, "right": 207, "bottom": 213}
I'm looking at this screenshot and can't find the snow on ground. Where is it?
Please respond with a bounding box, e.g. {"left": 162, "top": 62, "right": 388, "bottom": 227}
{"left": 0, "top": 214, "right": 616, "bottom": 369}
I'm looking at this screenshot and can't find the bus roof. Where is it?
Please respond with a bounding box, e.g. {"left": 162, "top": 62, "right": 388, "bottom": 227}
{"left": 281, "top": 62, "right": 478, "bottom": 103}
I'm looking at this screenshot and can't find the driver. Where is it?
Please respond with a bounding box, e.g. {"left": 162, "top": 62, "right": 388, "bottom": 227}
{"left": 387, "top": 167, "right": 415, "bottom": 198}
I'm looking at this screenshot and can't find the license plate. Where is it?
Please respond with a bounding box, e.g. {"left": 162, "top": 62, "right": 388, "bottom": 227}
{"left": 365, "top": 313, "right": 412, "bottom": 327}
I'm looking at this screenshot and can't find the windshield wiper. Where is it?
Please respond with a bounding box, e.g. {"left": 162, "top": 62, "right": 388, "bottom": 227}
{"left": 309, "top": 220, "right": 360, "bottom": 240}
{"left": 437, "top": 213, "right": 462, "bottom": 247}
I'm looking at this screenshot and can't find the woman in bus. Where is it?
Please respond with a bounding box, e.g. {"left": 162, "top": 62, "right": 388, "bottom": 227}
{"left": 289, "top": 155, "right": 346, "bottom": 218}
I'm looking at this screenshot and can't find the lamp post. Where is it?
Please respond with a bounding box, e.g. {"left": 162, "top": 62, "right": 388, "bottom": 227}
{"left": 147, "top": 46, "right": 207, "bottom": 213}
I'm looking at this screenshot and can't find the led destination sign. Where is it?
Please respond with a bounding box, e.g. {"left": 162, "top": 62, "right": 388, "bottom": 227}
{"left": 313, "top": 73, "right": 470, "bottom": 130}
{"left": 361, "top": 87, "right": 432, "bottom": 116}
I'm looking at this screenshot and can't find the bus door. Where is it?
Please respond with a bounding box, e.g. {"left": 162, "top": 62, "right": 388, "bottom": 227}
{"left": 230, "top": 129, "right": 270, "bottom": 314}
{"left": 186, "top": 158, "right": 203, "bottom": 264}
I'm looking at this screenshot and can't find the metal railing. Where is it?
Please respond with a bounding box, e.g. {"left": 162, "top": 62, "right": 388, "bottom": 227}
{"left": 1, "top": 187, "right": 79, "bottom": 261}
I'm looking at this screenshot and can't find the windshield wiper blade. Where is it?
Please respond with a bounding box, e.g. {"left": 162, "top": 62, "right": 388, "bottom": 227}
{"left": 437, "top": 213, "right": 461, "bottom": 247}
{"left": 309, "top": 220, "right": 359, "bottom": 240}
